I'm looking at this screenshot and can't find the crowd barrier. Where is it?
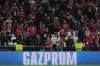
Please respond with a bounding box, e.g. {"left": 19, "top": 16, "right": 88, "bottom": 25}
{"left": 0, "top": 46, "right": 99, "bottom": 51}
{"left": 0, "top": 51, "right": 100, "bottom": 65}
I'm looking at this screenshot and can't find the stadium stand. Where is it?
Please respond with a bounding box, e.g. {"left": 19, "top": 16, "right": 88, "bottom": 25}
{"left": 0, "top": 0, "right": 100, "bottom": 51}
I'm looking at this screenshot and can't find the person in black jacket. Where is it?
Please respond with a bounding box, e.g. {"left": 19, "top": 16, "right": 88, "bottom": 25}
{"left": 66, "top": 36, "right": 74, "bottom": 47}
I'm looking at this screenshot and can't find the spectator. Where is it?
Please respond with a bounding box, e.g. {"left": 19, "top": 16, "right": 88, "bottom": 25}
{"left": 28, "top": 25, "right": 36, "bottom": 39}
{"left": 83, "top": 37, "right": 90, "bottom": 51}
{"left": 72, "top": 19, "right": 80, "bottom": 31}
{"left": 15, "top": 27, "right": 24, "bottom": 40}
{"left": 45, "top": 37, "right": 53, "bottom": 47}
{"left": 15, "top": 41, "right": 23, "bottom": 51}
{"left": 59, "top": 29, "right": 66, "bottom": 40}
{"left": 75, "top": 39, "right": 83, "bottom": 51}
{"left": 53, "top": 17, "right": 60, "bottom": 32}
{"left": 78, "top": 28, "right": 84, "bottom": 42}
{"left": 66, "top": 36, "right": 74, "bottom": 47}
{"left": 97, "top": 19, "right": 100, "bottom": 32}
{"left": 11, "top": 3, "right": 19, "bottom": 17}
{"left": 34, "top": 34, "right": 43, "bottom": 47}
{"left": 92, "top": 31, "right": 99, "bottom": 47}
{"left": 84, "top": 27, "right": 91, "bottom": 38}
{"left": 25, "top": 33, "right": 34, "bottom": 46}
{"left": 19, "top": 8, "right": 26, "bottom": 20}
{"left": 23, "top": 29, "right": 29, "bottom": 46}
{"left": 61, "top": 20, "right": 69, "bottom": 33}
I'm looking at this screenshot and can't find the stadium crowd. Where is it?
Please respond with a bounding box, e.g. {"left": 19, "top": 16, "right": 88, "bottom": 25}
{"left": 0, "top": 0, "right": 100, "bottom": 51}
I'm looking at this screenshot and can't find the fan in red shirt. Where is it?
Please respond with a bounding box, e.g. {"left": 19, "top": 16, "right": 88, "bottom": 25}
{"left": 1, "top": 22, "right": 6, "bottom": 31}
{"left": 92, "top": 31, "right": 99, "bottom": 46}
{"left": 61, "top": 20, "right": 69, "bottom": 33}
{"left": 19, "top": 8, "right": 26, "bottom": 20}
{"left": 53, "top": 17, "right": 60, "bottom": 32}
{"left": 59, "top": 29, "right": 66, "bottom": 40}
{"left": 45, "top": 37, "right": 53, "bottom": 47}
{"left": 29, "top": 12, "right": 36, "bottom": 22}
{"left": 83, "top": 37, "right": 91, "bottom": 49}
{"left": 28, "top": 26, "right": 36, "bottom": 37}
{"left": 12, "top": 20, "right": 20, "bottom": 32}
{"left": 15, "top": 27, "right": 24, "bottom": 38}
{"left": 84, "top": 27, "right": 92, "bottom": 38}
{"left": 40, "top": 24, "right": 45, "bottom": 35}
{"left": 90, "top": 22, "right": 97, "bottom": 32}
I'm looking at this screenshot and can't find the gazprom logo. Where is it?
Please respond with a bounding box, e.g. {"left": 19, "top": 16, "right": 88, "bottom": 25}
{"left": 23, "top": 52, "right": 77, "bottom": 65}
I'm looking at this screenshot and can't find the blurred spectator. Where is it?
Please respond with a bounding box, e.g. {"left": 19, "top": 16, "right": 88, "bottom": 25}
{"left": 92, "top": 31, "right": 99, "bottom": 47}
{"left": 34, "top": 34, "right": 44, "bottom": 47}
{"left": 11, "top": 3, "right": 19, "bottom": 17}
{"left": 23, "top": 29, "right": 29, "bottom": 46}
{"left": 53, "top": 17, "right": 60, "bottom": 32}
{"left": 15, "top": 41, "right": 23, "bottom": 51}
{"left": 58, "top": 38, "right": 65, "bottom": 47}
{"left": 66, "top": 36, "right": 74, "bottom": 47}
{"left": 97, "top": 19, "right": 100, "bottom": 32}
{"left": 25, "top": 33, "right": 34, "bottom": 46}
{"left": 28, "top": 25, "right": 36, "bottom": 38}
{"left": 61, "top": 20, "right": 69, "bottom": 33}
{"left": 15, "top": 27, "right": 24, "bottom": 40}
{"left": 59, "top": 29, "right": 66, "bottom": 40}
{"left": 19, "top": 8, "right": 26, "bottom": 20}
{"left": 78, "top": 28, "right": 84, "bottom": 42}
{"left": 84, "top": 27, "right": 91, "bottom": 38}
{"left": 75, "top": 39, "right": 83, "bottom": 51}
{"left": 45, "top": 37, "right": 53, "bottom": 47}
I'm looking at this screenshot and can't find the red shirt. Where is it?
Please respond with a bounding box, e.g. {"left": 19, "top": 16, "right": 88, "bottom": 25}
{"left": 60, "top": 30, "right": 66, "bottom": 39}
{"left": 62, "top": 23, "right": 69, "bottom": 32}
{"left": 84, "top": 38, "right": 90, "bottom": 48}
{"left": 15, "top": 29, "right": 24, "bottom": 37}
{"left": 12, "top": 22, "right": 20, "bottom": 30}
{"left": 92, "top": 32, "right": 99, "bottom": 42}
{"left": 29, "top": 14, "right": 36, "bottom": 21}
{"left": 84, "top": 30, "right": 91, "bottom": 38}
{"left": 91, "top": 23, "right": 97, "bottom": 32}
{"left": 28, "top": 26, "right": 36, "bottom": 37}
{"left": 1, "top": 24, "right": 6, "bottom": 30}
{"left": 19, "top": 10, "right": 26, "bottom": 19}
{"left": 40, "top": 26, "right": 45, "bottom": 34}
{"left": 45, "top": 39, "right": 53, "bottom": 46}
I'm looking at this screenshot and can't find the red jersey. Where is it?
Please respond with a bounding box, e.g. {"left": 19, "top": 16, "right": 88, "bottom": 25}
{"left": 15, "top": 29, "right": 24, "bottom": 37}
{"left": 60, "top": 30, "right": 66, "bottom": 39}
{"left": 29, "top": 14, "right": 36, "bottom": 21}
{"left": 62, "top": 23, "right": 69, "bottom": 32}
{"left": 84, "top": 30, "right": 91, "bottom": 38}
{"left": 40, "top": 26, "right": 45, "bottom": 34}
{"left": 19, "top": 10, "right": 26, "bottom": 19}
{"left": 84, "top": 38, "right": 91, "bottom": 48}
{"left": 92, "top": 31, "right": 99, "bottom": 42}
{"left": 91, "top": 23, "right": 97, "bottom": 32}
{"left": 45, "top": 39, "right": 53, "bottom": 46}
{"left": 28, "top": 26, "right": 36, "bottom": 37}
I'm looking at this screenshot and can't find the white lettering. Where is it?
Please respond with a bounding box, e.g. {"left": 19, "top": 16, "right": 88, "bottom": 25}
{"left": 66, "top": 52, "right": 77, "bottom": 65}
{"left": 30, "top": 52, "right": 37, "bottom": 65}
{"left": 52, "top": 52, "right": 58, "bottom": 65}
{"left": 59, "top": 52, "right": 65, "bottom": 65}
{"left": 44, "top": 52, "right": 50, "bottom": 65}
{"left": 23, "top": 52, "right": 30, "bottom": 65}
{"left": 38, "top": 52, "right": 43, "bottom": 65}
